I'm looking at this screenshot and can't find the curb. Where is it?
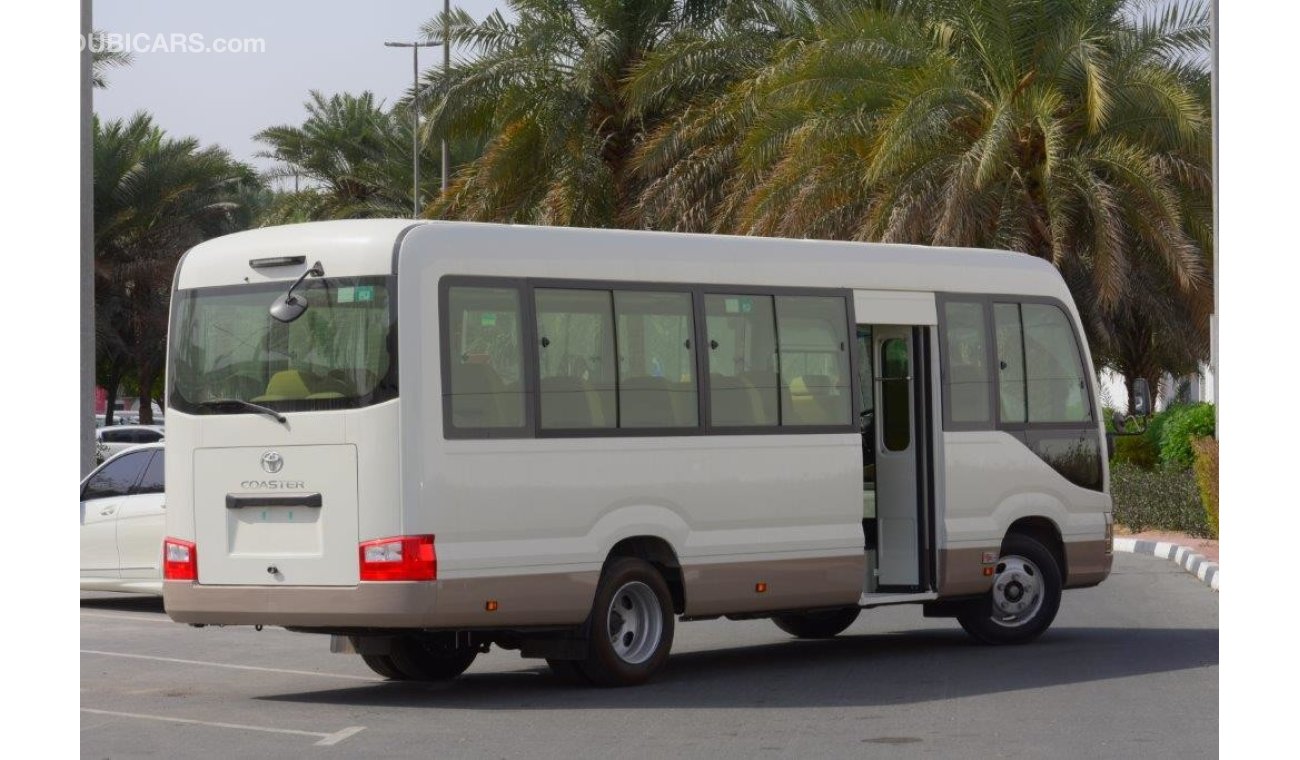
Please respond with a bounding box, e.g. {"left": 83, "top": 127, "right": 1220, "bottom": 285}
{"left": 1113, "top": 538, "right": 1219, "bottom": 591}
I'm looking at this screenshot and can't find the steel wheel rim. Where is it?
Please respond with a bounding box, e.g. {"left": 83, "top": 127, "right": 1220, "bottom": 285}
{"left": 989, "top": 555, "right": 1045, "bottom": 628}
{"left": 606, "top": 581, "right": 663, "bottom": 665}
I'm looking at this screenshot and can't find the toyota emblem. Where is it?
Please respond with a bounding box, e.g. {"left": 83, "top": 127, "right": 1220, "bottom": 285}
{"left": 260, "top": 451, "right": 284, "bottom": 474}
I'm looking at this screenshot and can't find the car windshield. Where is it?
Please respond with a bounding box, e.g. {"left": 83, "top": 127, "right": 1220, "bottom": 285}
{"left": 168, "top": 276, "right": 396, "bottom": 414}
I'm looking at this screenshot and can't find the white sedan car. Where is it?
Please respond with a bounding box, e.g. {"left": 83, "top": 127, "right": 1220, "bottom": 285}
{"left": 80, "top": 443, "right": 165, "bottom": 595}
{"left": 96, "top": 425, "right": 165, "bottom": 459}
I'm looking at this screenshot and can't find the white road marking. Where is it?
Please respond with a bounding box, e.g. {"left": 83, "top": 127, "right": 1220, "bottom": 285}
{"left": 81, "top": 708, "right": 365, "bottom": 747}
{"left": 317, "top": 725, "right": 368, "bottom": 746}
{"left": 81, "top": 649, "right": 383, "bottom": 682}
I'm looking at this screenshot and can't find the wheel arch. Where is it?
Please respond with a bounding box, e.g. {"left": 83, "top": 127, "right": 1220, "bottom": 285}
{"left": 1004, "top": 516, "right": 1066, "bottom": 579}
{"left": 606, "top": 536, "right": 685, "bottom": 615}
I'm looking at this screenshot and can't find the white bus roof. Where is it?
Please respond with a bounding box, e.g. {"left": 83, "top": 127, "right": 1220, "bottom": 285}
{"left": 176, "top": 219, "right": 1071, "bottom": 301}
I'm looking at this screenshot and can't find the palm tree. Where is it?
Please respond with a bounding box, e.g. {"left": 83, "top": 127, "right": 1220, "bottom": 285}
{"left": 90, "top": 30, "right": 133, "bottom": 89}
{"left": 94, "top": 113, "right": 258, "bottom": 423}
{"left": 636, "top": 0, "right": 1212, "bottom": 372}
{"left": 255, "top": 91, "right": 419, "bottom": 220}
{"left": 420, "top": 0, "right": 741, "bottom": 226}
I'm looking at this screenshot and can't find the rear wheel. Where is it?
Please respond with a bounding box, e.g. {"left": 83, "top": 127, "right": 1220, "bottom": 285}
{"left": 772, "top": 607, "right": 861, "bottom": 639}
{"left": 361, "top": 654, "right": 406, "bottom": 680}
{"left": 382, "top": 634, "right": 478, "bottom": 681}
{"left": 957, "top": 534, "right": 1062, "bottom": 645}
{"left": 577, "top": 557, "right": 675, "bottom": 687}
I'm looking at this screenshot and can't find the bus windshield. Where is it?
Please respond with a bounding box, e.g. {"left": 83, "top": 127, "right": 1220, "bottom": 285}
{"left": 168, "top": 276, "right": 396, "bottom": 414}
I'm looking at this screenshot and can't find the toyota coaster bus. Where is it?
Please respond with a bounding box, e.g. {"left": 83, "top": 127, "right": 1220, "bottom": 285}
{"left": 163, "top": 219, "right": 1113, "bottom": 687}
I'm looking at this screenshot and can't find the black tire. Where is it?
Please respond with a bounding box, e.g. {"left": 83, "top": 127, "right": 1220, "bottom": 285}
{"left": 957, "top": 534, "right": 1062, "bottom": 645}
{"left": 545, "top": 658, "right": 591, "bottom": 686}
{"left": 361, "top": 654, "right": 407, "bottom": 680}
{"left": 771, "top": 607, "right": 861, "bottom": 639}
{"left": 577, "top": 557, "right": 675, "bottom": 687}
{"left": 386, "top": 634, "right": 479, "bottom": 681}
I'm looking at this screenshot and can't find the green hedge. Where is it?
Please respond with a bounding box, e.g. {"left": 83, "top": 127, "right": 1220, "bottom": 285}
{"left": 1112, "top": 434, "right": 1159, "bottom": 470}
{"left": 1110, "top": 463, "right": 1211, "bottom": 537}
{"left": 1158, "top": 403, "right": 1215, "bottom": 468}
{"left": 1106, "top": 401, "right": 1216, "bottom": 472}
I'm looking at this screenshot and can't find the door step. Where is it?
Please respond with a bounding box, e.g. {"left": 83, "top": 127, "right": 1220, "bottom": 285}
{"left": 858, "top": 591, "right": 937, "bottom": 607}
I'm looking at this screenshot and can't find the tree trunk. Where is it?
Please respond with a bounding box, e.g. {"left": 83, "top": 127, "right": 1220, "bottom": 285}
{"left": 102, "top": 365, "right": 122, "bottom": 427}
{"left": 137, "top": 363, "right": 157, "bottom": 425}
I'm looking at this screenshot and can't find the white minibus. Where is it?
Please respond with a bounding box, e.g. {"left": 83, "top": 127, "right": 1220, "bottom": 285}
{"left": 163, "top": 219, "right": 1113, "bottom": 686}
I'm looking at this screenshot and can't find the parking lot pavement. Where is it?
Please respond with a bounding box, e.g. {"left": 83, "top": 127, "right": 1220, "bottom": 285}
{"left": 81, "top": 552, "right": 1217, "bottom": 759}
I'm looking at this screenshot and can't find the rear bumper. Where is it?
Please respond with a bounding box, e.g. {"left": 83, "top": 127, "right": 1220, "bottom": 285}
{"left": 163, "top": 570, "right": 599, "bottom": 629}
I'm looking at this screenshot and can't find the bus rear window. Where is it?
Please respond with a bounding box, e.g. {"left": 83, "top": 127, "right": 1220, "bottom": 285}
{"left": 169, "top": 277, "right": 396, "bottom": 414}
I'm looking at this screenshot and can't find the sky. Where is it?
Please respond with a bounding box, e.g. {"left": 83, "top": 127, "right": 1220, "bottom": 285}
{"left": 95, "top": 0, "right": 507, "bottom": 174}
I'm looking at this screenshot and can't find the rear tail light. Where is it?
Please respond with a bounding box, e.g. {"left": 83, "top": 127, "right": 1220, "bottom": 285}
{"left": 359, "top": 535, "right": 436, "bottom": 581}
{"left": 163, "top": 537, "right": 197, "bottom": 581}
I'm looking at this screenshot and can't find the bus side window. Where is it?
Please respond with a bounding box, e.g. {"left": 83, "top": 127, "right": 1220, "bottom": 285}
{"left": 1022, "top": 303, "right": 1091, "bottom": 423}
{"left": 775, "top": 295, "right": 852, "bottom": 426}
{"left": 614, "top": 291, "right": 699, "bottom": 428}
{"left": 446, "top": 286, "right": 526, "bottom": 430}
{"left": 535, "top": 289, "right": 617, "bottom": 430}
{"left": 941, "top": 301, "right": 993, "bottom": 427}
{"left": 994, "top": 303, "right": 1027, "bottom": 423}
{"left": 704, "top": 294, "right": 779, "bottom": 427}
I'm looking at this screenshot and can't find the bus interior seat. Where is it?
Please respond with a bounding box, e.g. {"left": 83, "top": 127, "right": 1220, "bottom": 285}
{"left": 621, "top": 376, "right": 694, "bottom": 427}
{"left": 541, "top": 376, "right": 610, "bottom": 429}
{"left": 710, "top": 373, "right": 767, "bottom": 427}
{"left": 739, "top": 371, "right": 779, "bottom": 425}
{"left": 253, "top": 370, "right": 312, "bottom": 402}
{"left": 787, "top": 374, "right": 841, "bottom": 425}
{"left": 452, "top": 362, "right": 515, "bottom": 427}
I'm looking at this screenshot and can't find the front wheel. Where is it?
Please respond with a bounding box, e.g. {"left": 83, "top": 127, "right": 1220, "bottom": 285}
{"left": 772, "top": 607, "right": 861, "bottom": 639}
{"left": 577, "top": 557, "right": 675, "bottom": 687}
{"left": 957, "top": 534, "right": 1062, "bottom": 645}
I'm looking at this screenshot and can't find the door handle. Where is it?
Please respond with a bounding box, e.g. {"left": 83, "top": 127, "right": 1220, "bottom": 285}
{"left": 100, "top": 507, "right": 116, "bottom": 516}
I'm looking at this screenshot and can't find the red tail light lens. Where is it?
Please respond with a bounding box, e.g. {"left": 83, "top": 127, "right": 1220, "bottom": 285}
{"left": 359, "top": 535, "right": 436, "bottom": 581}
{"left": 163, "top": 537, "right": 197, "bottom": 581}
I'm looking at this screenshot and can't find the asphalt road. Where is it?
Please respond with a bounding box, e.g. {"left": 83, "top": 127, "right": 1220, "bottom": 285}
{"left": 80, "top": 552, "right": 1217, "bottom": 759}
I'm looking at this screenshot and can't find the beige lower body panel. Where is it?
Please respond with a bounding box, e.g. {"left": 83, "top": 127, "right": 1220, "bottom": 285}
{"left": 164, "top": 569, "right": 599, "bottom": 629}
{"left": 166, "top": 553, "right": 871, "bottom": 628}
{"left": 936, "top": 546, "right": 998, "bottom": 598}
{"left": 682, "top": 553, "right": 865, "bottom": 617}
{"left": 1064, "top": 539, "right": 1112, "bottom": 588}
{"left": 938, "top": 538, "right": 1113, "bottom": 598}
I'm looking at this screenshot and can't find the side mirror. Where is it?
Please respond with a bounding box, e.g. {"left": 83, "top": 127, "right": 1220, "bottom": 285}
{"left": 1132, "top": 378, "right": 1152, "bottom": 418}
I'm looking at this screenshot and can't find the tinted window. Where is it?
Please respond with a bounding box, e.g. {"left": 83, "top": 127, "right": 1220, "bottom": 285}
{"left": 776, "top": 296, "right": 851, "bottom": 426}
{"left": 705, "top": 294, "right": 778, "bottom": 427}
{"left": 101, "top": 429, "right": 130, "bottom": 443}
{"left": 615, "top": 291, "right": 698, "bottom": 428}
{"left": 1023, "top": 304, "right": 1091, "bottom": 423}
{"left": 536, "top": 289, "right": 617, "bottom": 429}
{"left": 943, "top": 301, "right": 992, "bottom": 425}
{"left": 170, "top": 277, "right": 395, "bottom": 413}
{"left": 446, "top": 286, "right": 527, "bottom": 430}
{"left": 994, "top": 303, "right": 1027, "bottom": 424}
{"left": 880, "top": 338, "right": 910, "bottom": 451}
{"left": 83, "top": 451, "right": 151, "bottom": 501}
{"left": 133, "top": 451, "right": 165, "bottom": 494}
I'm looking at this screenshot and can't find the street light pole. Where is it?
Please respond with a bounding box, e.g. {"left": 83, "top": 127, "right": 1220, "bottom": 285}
{"left": 442, "top": 0, "right": 450, "bottom": 194}
{"left": 385, "top": 38, "right": 443, "bottom": 218}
